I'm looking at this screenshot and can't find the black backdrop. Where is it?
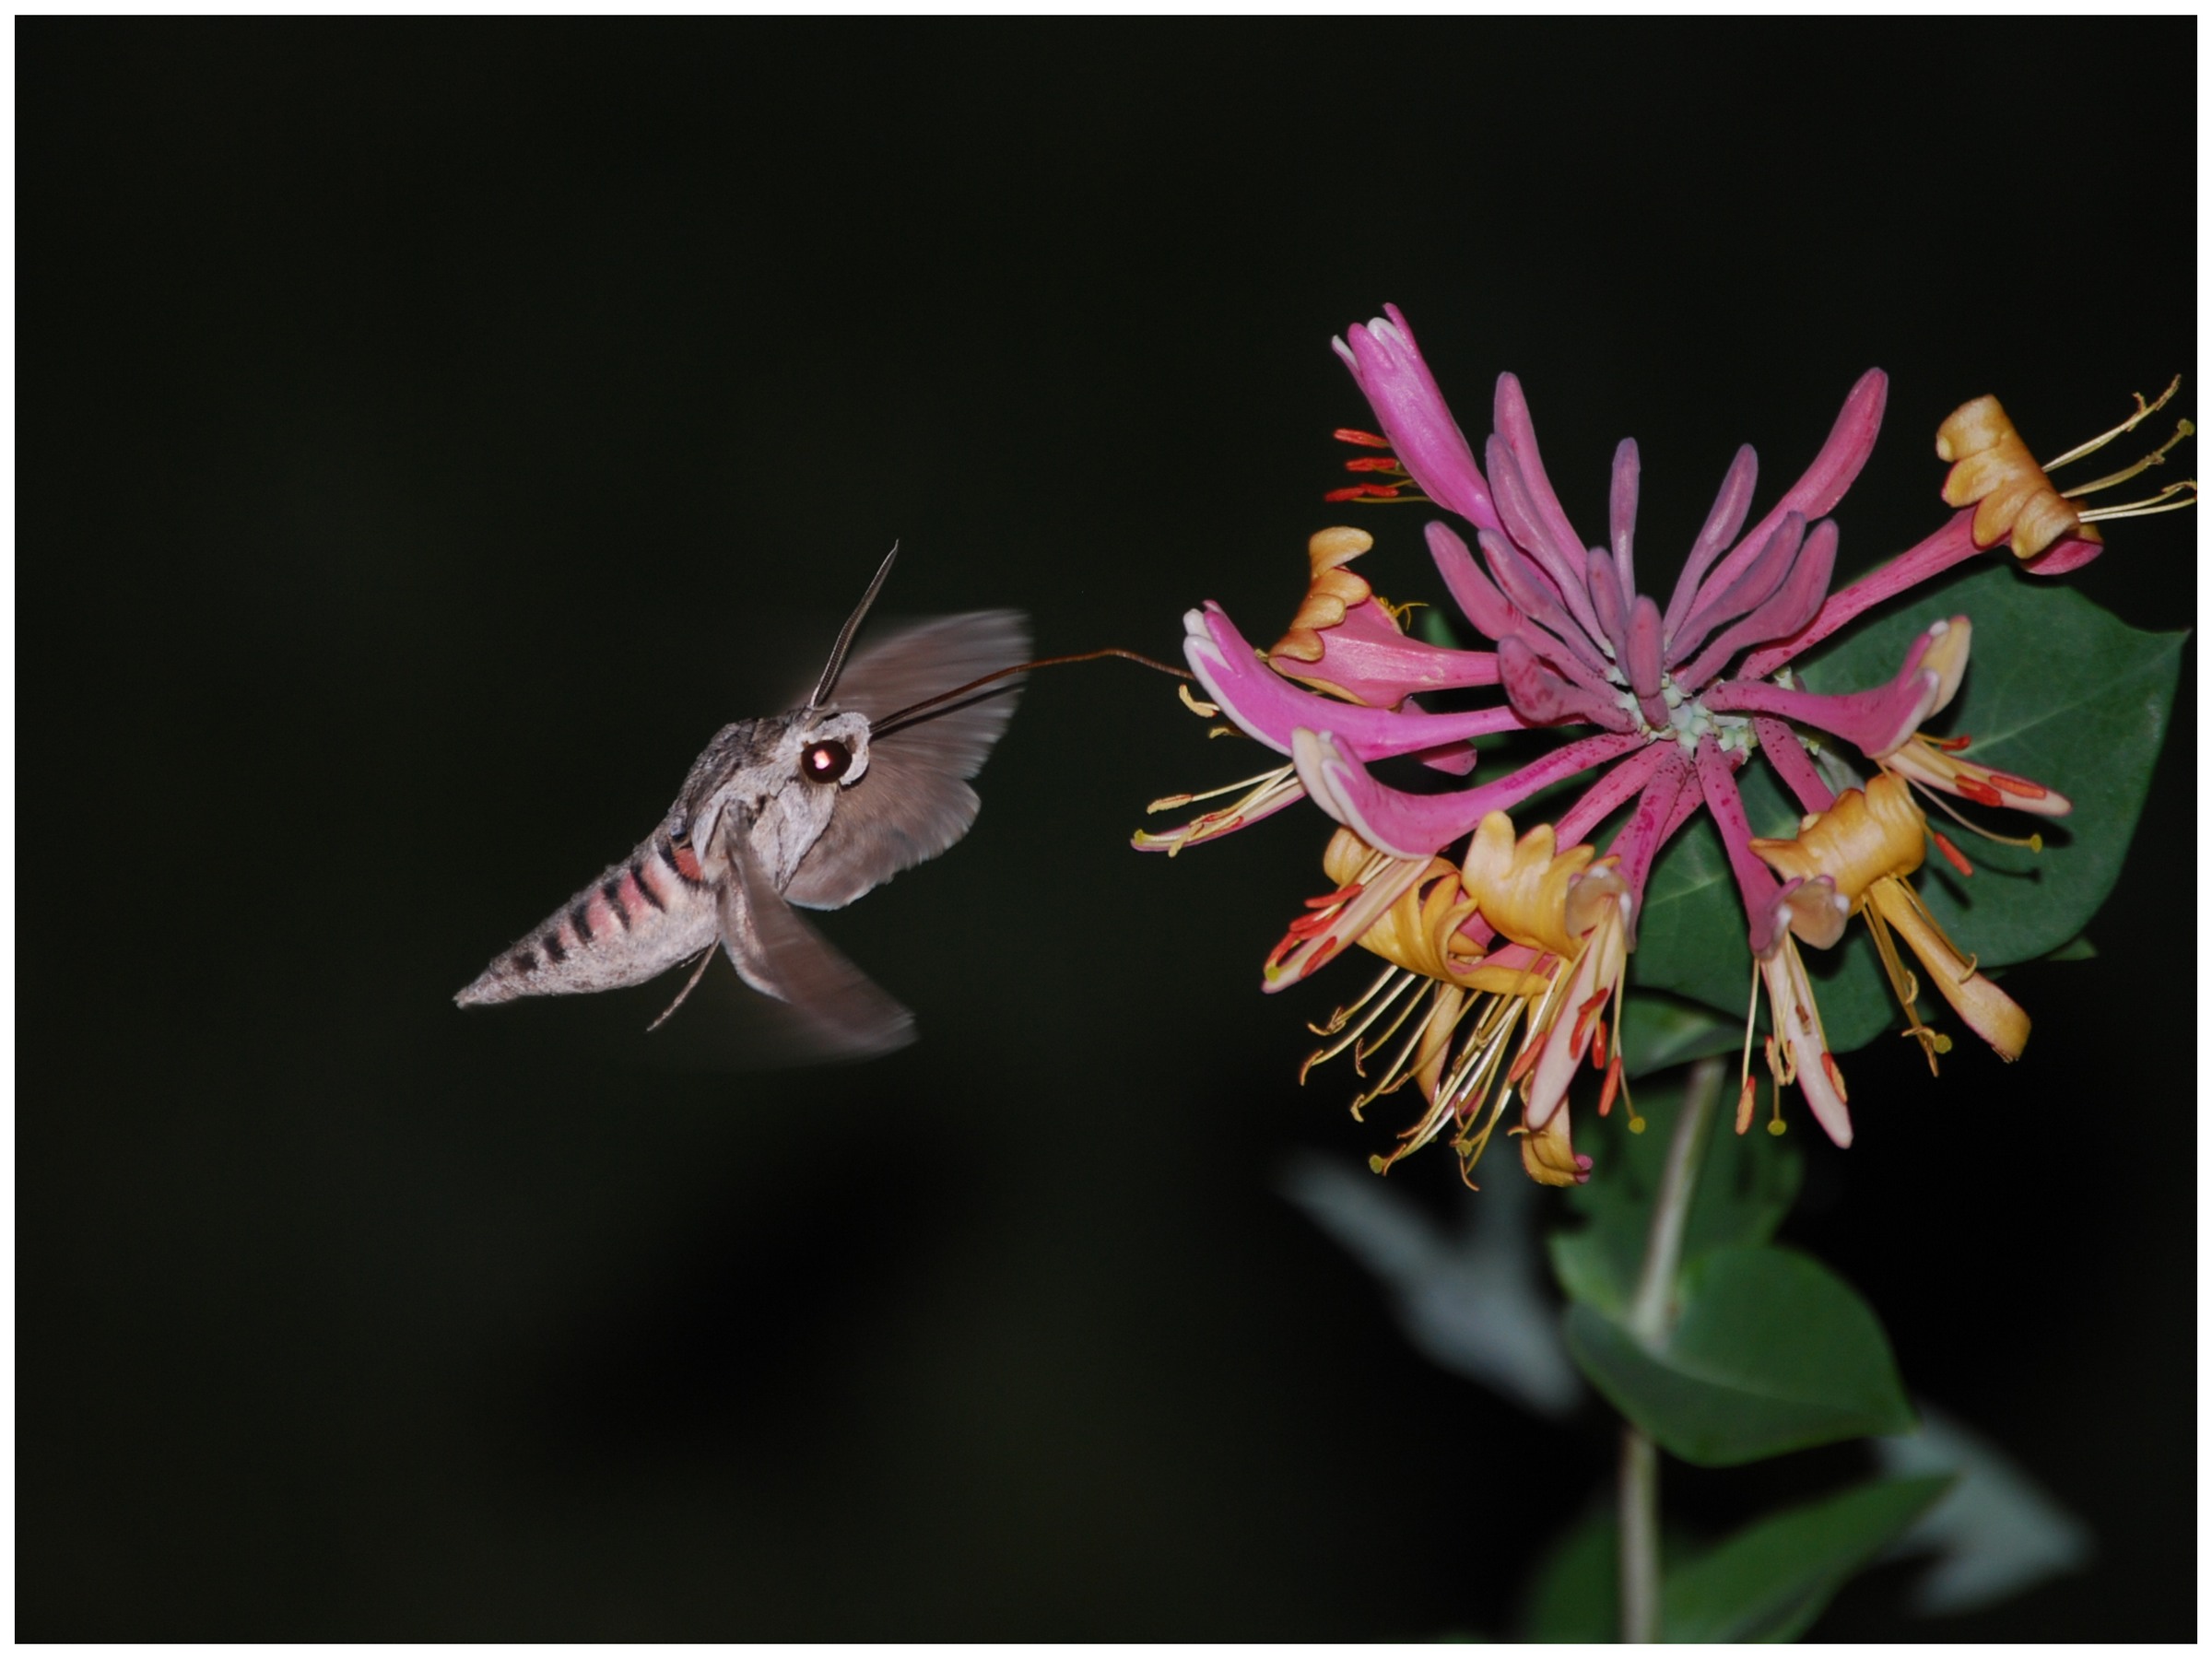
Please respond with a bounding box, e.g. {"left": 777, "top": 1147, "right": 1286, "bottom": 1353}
{"left": 20, "top": 20, "right": 2195, "bottom": 1641}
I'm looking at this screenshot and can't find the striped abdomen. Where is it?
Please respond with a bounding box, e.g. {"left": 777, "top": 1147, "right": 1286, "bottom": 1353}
{"left": 455, "top": 830, "right": 719, "bottom": 1006}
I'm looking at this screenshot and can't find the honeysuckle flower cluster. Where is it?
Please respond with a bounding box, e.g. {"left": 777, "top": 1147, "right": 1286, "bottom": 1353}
{"left": 1138, "top": 306, "right": 2193, "bottom": 1188}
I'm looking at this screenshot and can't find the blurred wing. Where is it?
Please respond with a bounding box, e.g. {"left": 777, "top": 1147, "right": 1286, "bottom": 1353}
{"left": 783, "top": 609, "right": 1030, "bottom": 910}
{"left": 719, "top": 819, "right": 915, "bottom": 1059}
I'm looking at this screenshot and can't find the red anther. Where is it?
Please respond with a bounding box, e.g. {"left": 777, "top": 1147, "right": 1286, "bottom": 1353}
{"left": 1956, "top": 777, "right": 2006, "bottom": 807}
{"left": 1598, "top": 1051, "right": 1623, "bottom": 1118}
{"left": 1506, "top": 1031, "right": 1547, "bottom": 1085}
{"left": 1820, "top": 1051, "right": 1849, "bottom": 1101}
{"left": 1591, "top": 1015, "right": 1609, "bottom": 1070}
{"left": 1931, "top": 830, "right": 1975, "bottom": 877}
{"left": 1304, "top": 883, "right": 1363, "bottom": 910}
{"left": 1984, "top": 771, "right": 2048, "bottom": 799}
{"left": 1936, "top": 733, "right": 1974, "bottom": 752}
{"left": 1264, "top": 934, "right": 1298, "bottom": 973}
{"left": 1570, "top": 993, "right": 1608, "bottom": 1059}
{"left": 1323, "top": 487, "right": 1367, "bottom": 502}
{"left": 1343, "top": 456, "right": 1402, "bottom": 473}
{"left": 1334, "top": 428, "right": 1392, "bottom": 448}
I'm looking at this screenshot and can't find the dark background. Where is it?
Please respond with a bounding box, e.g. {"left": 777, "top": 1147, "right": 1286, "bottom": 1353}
{"left": 20, "top": 20, "right": 2194, "bottom": 1641}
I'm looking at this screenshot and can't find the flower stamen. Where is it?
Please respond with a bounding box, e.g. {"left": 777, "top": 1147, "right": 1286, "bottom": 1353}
{"left": 2039, "top": 375, "right": 2181, "bottom": 471}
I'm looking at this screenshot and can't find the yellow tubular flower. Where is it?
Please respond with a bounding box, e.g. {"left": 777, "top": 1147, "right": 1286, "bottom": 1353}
{"left": 1937, "top": 396, "right": 2100, "bottom": 560}
{"left": 1455, "top": 812, "right": 1630, "bottom": 1188}
{"left": 1319, "top": 828, "right": 1547, "bottom": 995}
{"left": 1458, "top": 813, "right": 1625, "bottom": 959}
{"left": 1269, "top": 526, "right": 1379, "bottom": 675}
{"left": 1753, "top": 775, "right": 2030, "bottom": 1067}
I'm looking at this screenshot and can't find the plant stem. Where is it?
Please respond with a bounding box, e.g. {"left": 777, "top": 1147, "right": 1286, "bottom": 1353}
{"left": 1618, "top": 1054, "right": 1725, "bottom": 1643}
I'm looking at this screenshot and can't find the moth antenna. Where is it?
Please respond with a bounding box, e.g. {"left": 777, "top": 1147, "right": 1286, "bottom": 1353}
{"left": 647, "top": 946, "right": 720, "bottom": 1031}
{"left": 872, "top": 647, "right": 1193, "bottom": 740}
{"left": 809, "top": 541, "right": 902, "bottom": 710}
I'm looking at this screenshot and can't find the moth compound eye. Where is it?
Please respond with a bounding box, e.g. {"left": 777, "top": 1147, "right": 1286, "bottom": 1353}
{"left": 800, "top": 738, "right": 853, "bottom": 783}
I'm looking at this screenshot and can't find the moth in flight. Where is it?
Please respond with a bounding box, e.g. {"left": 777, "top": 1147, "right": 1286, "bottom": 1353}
{"left": 455, "top": 547, "right": 1026, "bottom": 1059}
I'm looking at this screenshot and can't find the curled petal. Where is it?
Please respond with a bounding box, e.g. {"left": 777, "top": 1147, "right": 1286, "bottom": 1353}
{"left": 2020, "top": 534, "right": 2106, "bottom": 576}
{"left": 1775, "top": 875, "right": 1851, "bottom": 951}
{"left": 1292, "top": 726, "right": 1646, "bottom": 860}
{"left": 1937, "top": 394, "right": 2101, "bottom": 561}
{"left": 1332, "top": 305, "right": 1501, "bottom": 533}
{"left": 1522, "top": 898, "right": 1628, "bottom": 1147}
{"left": 1261, "top": 841, "right": 1438, "bottom": 990}
{"left": 1884, "top": 734, "right": 2071, "bottom": 818}
{"left": 1751, "top": 773, "right": 1927, "bottom": 904}
{"left": 1867, "top": 879, "right": 2030, "bottom": 1060}
{"left": 1268, "top": 527, "right": 1501, "bottom": 705}
{"left": 1706, "top": 616, "right": 1967, "bottom": 760}
{"left": 1519, "top": 1097, "right": 1592, "bottom": 1187}
{"left": 1760, "top": 940, "right": 1853, "bottom": 1147}
{"left": 1277, "top": 594, "right": 1504, "bottom": 707}
{"left": 1458, "top": 812, "right": 1623, "bottom": 959}
{"left": 1184, "top": 605, "right": 1524, "bottom": 760}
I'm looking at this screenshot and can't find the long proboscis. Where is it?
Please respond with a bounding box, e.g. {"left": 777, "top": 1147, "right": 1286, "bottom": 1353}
{"left": 871, "top": 648, "right": 1193, "bottom": 740}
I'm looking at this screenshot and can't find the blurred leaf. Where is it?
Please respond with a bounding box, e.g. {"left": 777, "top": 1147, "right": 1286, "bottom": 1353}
{"left": 1877, "top": 1403, "right": 2093, "bottom": 1616}
{"left": 1280, "top": 1154, "right": 1581, "bottom": 1418}
{"left": 1618, "top": 990, "right": 1741, "bottom": 1079}
{"left": 1418, "top": 605, "right": 1466, "bottom": 650}
{"left": 1564, "top": 1244, "right": 1912, "bottom": 1465}
{"left": 1548, "top": 1088, "right": 1800, "bottom": 1323}
{"left": 2041, "top": 934, "right": 2098, "bottom": 961}
{"left": 1660, "top": 1475, "right": 1953, "bottom": 1641}
{"left": 1520, "top": 1507, "right": 1617, "bottom": 1642}
{"left": 1631, "top": 564, "right": 2184, "bottom": 1053}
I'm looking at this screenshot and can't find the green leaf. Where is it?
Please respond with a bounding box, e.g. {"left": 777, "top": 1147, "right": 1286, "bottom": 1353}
{"left": 2041, "top": 934, "right": 2098, "bottom": 961}
{"left": 1519, "top": 1507, "right": 1713, "bottom": 1641}
{"left": 1418, "top": 605, "right": 1466, "bottom": 650}
{"left": 1563, "top": 1244, "right": 1913, "bottom": 1465}
{"left": 1549, "top": 1085, "right": 1800, "bottom": 1322}
{"left": 1661, "top": 1475, "right": 1954, "bottom": 1641}
{"left": 1631, "top": 562, "right": 2185, "bottom": 1055}
{"left": 1519, "top": 1508, "right": 1618, "bottom": 1642}
{"left": 1618, "top": 990, "right": 1741, "bottom": 1079}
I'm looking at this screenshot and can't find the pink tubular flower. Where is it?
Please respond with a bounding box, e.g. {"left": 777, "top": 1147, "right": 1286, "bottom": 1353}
{"left": 1138, "top": 306, "right": 2192, "bottom": 1182}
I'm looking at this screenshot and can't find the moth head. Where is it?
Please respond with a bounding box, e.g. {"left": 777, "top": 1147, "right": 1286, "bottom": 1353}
{"left": 793, "top": 709, "right": 872, "bottom": 790}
